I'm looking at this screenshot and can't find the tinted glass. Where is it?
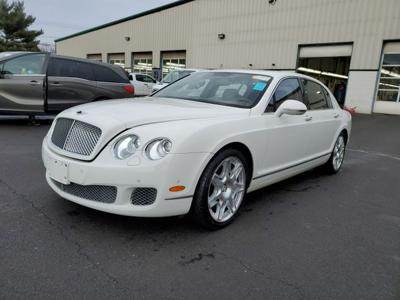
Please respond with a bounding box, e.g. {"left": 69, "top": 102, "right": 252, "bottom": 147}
{"left": 302, "top": 79, "right": 330, "bottom": 110}
{"left": 154, "top": 72, "right": 272, "bottom": 108}
{"left": 48, "top": 58, "right": 94, "bottom": 80}
{"left": 135, "top": 74, "right": 145, "bottom": 82}
{"left": 2, "top": 54, "right": 46, "bottom": 75}
{"left": 383, "top": 54, "right": 400, "bottom": 65}
{"left": 92, "top": 64, "right": 127, "bottom": 83}
{"left": 322, "top": 87, "right": 333, "bottom": 108}
{"left": 267, "top": 78, "right": 303, "bottom": 112}
{"left": 143, "top": 75, "right": 155, "bottom": 83}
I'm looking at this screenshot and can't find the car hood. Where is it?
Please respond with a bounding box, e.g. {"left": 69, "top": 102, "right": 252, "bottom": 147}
{"left": 49, "top": 97, "right": 249, "bottom": 160}
{"left": 58, "top": 97, "right": 249, "bottom": 135}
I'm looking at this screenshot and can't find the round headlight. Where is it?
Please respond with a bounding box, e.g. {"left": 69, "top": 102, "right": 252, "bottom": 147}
{"left": 113, "top": 135, "right": 140, "bottom": 160}
{"left": 145, "top": 138, "right": 172, "bottom": 160}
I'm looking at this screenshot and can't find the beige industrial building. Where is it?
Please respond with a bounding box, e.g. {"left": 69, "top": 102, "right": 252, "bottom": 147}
{"left": 55, "top": 0, "right": 400, "bottom": 115}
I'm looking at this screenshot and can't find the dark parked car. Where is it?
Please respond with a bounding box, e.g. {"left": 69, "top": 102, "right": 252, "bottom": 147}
{"left": 0, "top": 52, "right": 134, "bottom": 115}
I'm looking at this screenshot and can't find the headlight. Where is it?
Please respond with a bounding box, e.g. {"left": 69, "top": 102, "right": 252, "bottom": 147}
{"left": 145, "top": 138, "right": 172, "bottom": 160}
{"left": 113, "top": 135, "right": 140, "bottom": 160}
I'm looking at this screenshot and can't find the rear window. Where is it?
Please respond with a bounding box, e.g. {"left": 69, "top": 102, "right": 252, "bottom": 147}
{"left": 48, "top": 58, "right": 94, "bottom": 80}
{"left": 301, "top": 79, "right": 332, "bottom": 110}
{"left": 91, "top": 64, "right": 129, "bottom": 83}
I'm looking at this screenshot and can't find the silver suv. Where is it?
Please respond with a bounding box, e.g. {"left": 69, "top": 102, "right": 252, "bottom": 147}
{"left": 0, "top": 52, "right": 135, "bottom": 115}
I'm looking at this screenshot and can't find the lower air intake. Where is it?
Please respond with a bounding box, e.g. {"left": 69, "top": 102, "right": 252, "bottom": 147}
{"left": 52, "top": 179, "right": 117, "bottom": 204}
{"left": 131, "top": 188, "right": 157, "bottom": 206}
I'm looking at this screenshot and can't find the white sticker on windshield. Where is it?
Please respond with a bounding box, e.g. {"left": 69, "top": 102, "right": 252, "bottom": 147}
{"left": 252, "top": 76, "right": 270, "bottom": 82}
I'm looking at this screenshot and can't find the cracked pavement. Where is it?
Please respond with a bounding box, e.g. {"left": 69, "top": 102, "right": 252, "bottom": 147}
{"left": 0, "top": 114, "right": 399, "bottom": 299}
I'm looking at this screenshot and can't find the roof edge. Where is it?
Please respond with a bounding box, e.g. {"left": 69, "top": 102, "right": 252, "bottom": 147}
{"left": 55, "top": 0, "right": 195, "bottom": 43}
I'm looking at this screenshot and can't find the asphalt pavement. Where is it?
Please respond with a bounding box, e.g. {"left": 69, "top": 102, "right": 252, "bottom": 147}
{"left": 0, "top": 113, "right": 399, "bottom": 299}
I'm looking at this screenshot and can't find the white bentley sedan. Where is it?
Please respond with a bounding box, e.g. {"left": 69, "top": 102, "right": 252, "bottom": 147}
{"left": 42, "top": 70, "right": 351, "bottom": 229}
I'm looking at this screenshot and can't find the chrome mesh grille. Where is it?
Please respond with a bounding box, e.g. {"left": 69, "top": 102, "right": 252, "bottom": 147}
{"left": 131, "top": 188, "right": 157, "bottom": 206}
{"left": 52, "top": 179, "right": 117, "bottom": 204}
{"left": 51, "top": 118, "right": 102, "bottom": 156}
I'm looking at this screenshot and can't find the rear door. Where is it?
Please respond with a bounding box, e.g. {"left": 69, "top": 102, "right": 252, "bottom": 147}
{"left": 300, "top": 78, "right": 340, "bottom": 155}
{"left": 46, "top": 57, "right": 97, "bottom": 112}
{"left": 134, "top": 74, "right": 147, "bottom": 96}
{"left": 142, "top": 75, "right": 157, "bottom": 94}
{"left": 0, "top": 53, "right": 47, "bottom": 113}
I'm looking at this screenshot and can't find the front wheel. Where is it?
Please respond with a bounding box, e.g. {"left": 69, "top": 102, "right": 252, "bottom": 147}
{"left": 191, "top": 149, "right": 249, "bottom": 230}
{"left": 324, "top": 133, "right": 347, "bottom": 174}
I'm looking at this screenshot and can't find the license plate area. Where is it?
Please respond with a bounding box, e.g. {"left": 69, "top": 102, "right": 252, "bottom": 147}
{"left": 48, "top": 158, "right": 70, "bottom": 184}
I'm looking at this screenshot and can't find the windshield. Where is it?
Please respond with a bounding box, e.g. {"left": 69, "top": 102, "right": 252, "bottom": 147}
{"left": 162, "top": 70, "right": 194, "bottom": 84}
{"left": 153, "top": 72, "right": 272, "bottom": 108}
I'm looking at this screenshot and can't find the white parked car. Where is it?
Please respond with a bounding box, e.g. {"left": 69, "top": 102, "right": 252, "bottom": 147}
{"left": 151, "top": 68, "right": 201, "bottom": 93}
{"left": 42, "top": 70, "right": 351, "bottom": 229}
{"left": 128, "top": 73, "right": 157, "bottom": 96}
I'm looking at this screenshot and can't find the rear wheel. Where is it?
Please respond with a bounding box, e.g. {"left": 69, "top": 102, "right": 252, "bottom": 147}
{"left": 191, "top": 149, "right": 249, "bottom": 229}
{"left": 324, "top": 133, "right": 346, "bottom": 174}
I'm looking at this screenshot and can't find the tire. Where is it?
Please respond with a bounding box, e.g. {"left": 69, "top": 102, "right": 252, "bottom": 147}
{"left": 324, "top": 132, "right": 347, "bottom": 174}
{"left": 191, "top": 148, "right": 249, "bottom": 230}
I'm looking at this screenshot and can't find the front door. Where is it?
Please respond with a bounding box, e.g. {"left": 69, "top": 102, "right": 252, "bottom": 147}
{"left": 0, "top": 53, "right": 47, "bottom": 113}
{"left": 256, "top": 77, "right": 323, "bottom": 179}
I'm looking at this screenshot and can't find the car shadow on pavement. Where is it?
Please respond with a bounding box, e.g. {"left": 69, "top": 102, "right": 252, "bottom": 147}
{"left": 54, "top": 167, "right": 328, "bottom": 235}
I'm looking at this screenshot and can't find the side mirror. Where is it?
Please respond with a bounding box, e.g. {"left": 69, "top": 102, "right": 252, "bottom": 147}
{"left": 275, "top": 100, "right": 307, "bottom": 117}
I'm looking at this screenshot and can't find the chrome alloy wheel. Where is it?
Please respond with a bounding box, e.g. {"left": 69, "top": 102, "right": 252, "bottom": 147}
{"left": 208, "top": 156, "right": 246, "bottom": 223}
{"left": 332, "top": 135, "right": 345, "bottom": 171}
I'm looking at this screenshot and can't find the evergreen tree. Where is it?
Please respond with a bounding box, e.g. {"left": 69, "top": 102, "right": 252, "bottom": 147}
{"left": 0, "top": 0, "right": 43, "bottom": 51}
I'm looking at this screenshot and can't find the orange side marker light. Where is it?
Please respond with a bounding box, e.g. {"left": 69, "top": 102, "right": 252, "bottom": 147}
{"left": 169, "top": 186, "right": 186, "bottom": 192}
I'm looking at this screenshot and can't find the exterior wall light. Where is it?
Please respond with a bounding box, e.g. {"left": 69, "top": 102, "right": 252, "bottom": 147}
{"left": 218, "top": 33, "right": 226, "bottom": 40}
{"left": 125, "top": 36, "right": 131, "bottom": 41}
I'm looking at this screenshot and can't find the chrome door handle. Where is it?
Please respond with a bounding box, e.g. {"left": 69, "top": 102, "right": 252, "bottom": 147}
{"left": 304, "top": 116, "right": 313, "bottom": 121}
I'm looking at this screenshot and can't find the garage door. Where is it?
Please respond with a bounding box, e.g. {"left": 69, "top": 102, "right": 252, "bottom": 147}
{"left": 107, "top": 53, "right": 125, "bottom": 68}
{"left": 132, "top": 52, "right": 153, "bottom": 76}
{"left": 374, "top": 42, "right": 400, "bottom": 115}
{"left": 86, "top": 54, "right": 102, "bottom": 62}
{"left": 161, "top": 51, "right": 186, "bottom": 78}
{"left": 297, "top": 44, "right": 353, "bottom": 106}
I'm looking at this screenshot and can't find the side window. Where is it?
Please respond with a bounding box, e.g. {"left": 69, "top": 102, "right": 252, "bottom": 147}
{"left": 2, "top": 54, "right": 46, "bottom": 75}
{"left": 302, "top": 79, "right": 330, "bottom": 110}
{"left": 135, "top": 74, "right": 145, "bottom": 82}
{"left": 323, "top": 87, "right": 333, "bottom": 108}
{"left": 143, "top": 75, "right": 156, "bottom": 83}
{"left": 48, "top": 58, "right": 94, "bottom": 80}
{"left": 91, "top": 64, "right": 126, "bottom": 83}
{"left": 128, "top": 74, "right": 133, "bottom": 81}
{"left": 267, "top": 78, "right": 303, "bottom": 112}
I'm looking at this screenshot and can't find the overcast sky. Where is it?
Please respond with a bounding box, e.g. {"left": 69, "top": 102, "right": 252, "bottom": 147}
{"left": 23, "top": 0, "right": 177, "bottom": 44}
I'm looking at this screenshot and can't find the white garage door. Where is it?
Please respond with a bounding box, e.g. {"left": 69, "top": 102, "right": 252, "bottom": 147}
{"left": 133, "top": 52, "right": 153, "bottom": 76}
{"left": 162, "top": 51, "right": 186, "bottom": 77}
{"left": 299, "top": 44, "right": 353, "bottom": 58}
{"left": 374, "top": 42, "right": 400, "bottom": 115}
{"left": 108, "top": 53, "right": 125, "bottom": 68}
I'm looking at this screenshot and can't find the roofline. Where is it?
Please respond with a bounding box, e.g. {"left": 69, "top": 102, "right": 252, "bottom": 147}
{"left": 55, "top": 0, "right": 195, "bottom": 43}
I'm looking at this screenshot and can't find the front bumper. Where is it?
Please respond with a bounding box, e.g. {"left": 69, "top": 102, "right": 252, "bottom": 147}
{"left": 42, "top": 138, "right": 212, "bottom": 217}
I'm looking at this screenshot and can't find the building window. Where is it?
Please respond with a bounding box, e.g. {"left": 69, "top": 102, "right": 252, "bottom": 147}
{"left": 133, "top": 58, "right": 153, "bottom": 76}
{"left": 377, "top": 53, "right": 400, "bottom": 102}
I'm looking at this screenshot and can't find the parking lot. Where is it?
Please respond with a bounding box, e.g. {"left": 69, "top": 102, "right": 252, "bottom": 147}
{"left": 0, "top": 113, "right": 399, "bottom": 299}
